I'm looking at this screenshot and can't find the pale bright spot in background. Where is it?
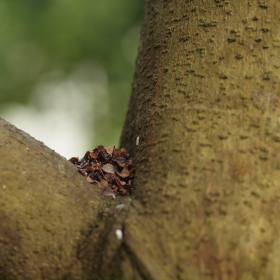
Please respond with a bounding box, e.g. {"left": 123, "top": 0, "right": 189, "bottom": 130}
{"left": 2, "top": 63, "right": 109, "bottom": 159}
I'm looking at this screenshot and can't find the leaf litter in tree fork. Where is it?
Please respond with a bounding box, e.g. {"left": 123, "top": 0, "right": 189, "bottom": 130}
{"left": 69, "top": 145, "right": 134, "bottom": 198}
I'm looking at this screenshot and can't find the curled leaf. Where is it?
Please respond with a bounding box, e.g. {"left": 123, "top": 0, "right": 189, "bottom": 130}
{"left": 105, "top": 145, "right": 115, "bottom": 155}
{"left": 69, "top": 157, "right": 78, "bottom": 164}
{"left": 87, "top": 176, "right": 96, "bottom": 183}
{"left": 119, "top": 168, "right": 130, "bottom": 178}
{"left": 89, "top": 150, "right": 99, "bottom": 159}
{"left": 102, "top": 164, "right": 115, "bottom": 174}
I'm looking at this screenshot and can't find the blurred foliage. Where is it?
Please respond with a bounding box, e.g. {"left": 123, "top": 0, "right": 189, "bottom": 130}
{"left": 0, "top": 0, "right": 144, "bottom": 149}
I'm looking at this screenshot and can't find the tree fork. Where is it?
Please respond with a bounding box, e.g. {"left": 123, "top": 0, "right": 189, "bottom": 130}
{"left": 2, "top": 1, "right": 280, "bottom": 279}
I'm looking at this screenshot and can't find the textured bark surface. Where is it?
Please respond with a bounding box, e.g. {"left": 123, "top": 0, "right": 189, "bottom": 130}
{"left": 0, "top": 118, "right": 131, "bottom": 280}
{"left": 2, "top": 1, "right": 280, "bottom": 279}
{"left": 120, "top": 0, "right": 280, "bottom": 279}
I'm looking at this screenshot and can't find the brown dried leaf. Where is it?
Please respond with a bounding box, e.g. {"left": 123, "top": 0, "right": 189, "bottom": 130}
{"left": 90, "top": 163, "right": 101, "bottom": 170}
{"left": 102, "top": 164, "right": 115, "bottom": 174}
{"left": 113, "top": 156, "right": 126, "bottom": 167}
{"left": 96, "top": 166, "right": 104, "bottom": 175}
{"left": 96, "top": 145, "right": 105, "bottom": 150}
{"left": 102, "top": 186, "right": 116, "bottom": 198}
{"left": 105, "top": 145, "right": 115, "bottom": 155}
{"left": 119, "top": 168, "right": 130, "bottom": 178}
{"left": 69, "top": 157, "right": 79, "bottom": 164}
{"left": 87, "top": 176, "right": 96, "bottom": 183}
{"left": 99, "top": 149, "right": 110, "bottom": 162}
{"left": 90, "top": 150, "right": 99, "bottom": 159}
{"left": 90, "top": 171, "right": 104, "bottom": 182}
{"left": 84, "top": 151, "right": 91, "bottom": 160}
{"left": 84, "top": 166, "right": 94, "bottom": 173}
{"left": 116, "top": 177, "right": 126, "bottom": 186}
{"left": 70, "top": 144, "right": 133, "bottom": 197}
{"left": 104, "top": 173, "right": 116, "bottom": 183}
{"left": 120, "top": 148, "right": 129, "bottom": 157}
{"left": 98, "top": 180, "right": 109, "bottom": 189}
{"left": 113, "top": 148, "right": 122, "bottom": 157}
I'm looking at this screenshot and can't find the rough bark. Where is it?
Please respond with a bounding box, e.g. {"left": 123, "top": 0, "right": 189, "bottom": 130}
{"left": 120, "top": 0, "right": 280, "bottom": 279}
{"left": 2, "top": 0, "right": 280, "bottom": 280}
{"left": 0, "top": 118, "right": 131, "bottom": 280}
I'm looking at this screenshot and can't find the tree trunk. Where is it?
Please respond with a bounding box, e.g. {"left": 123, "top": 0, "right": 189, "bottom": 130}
{"left": 2, "top": 0, "right": 280, "bottom": 279}
{"left": 120, "top": 0, "right": 280, "bottom": 279}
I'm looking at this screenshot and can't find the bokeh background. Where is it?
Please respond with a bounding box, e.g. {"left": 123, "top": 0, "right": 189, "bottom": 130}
{"left": 0, "top": 0, "right": 144, "bottom": 158}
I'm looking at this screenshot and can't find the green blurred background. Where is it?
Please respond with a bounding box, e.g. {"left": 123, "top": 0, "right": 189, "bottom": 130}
{"left": 0, "top": 0, "right": 144, "bottom": 158}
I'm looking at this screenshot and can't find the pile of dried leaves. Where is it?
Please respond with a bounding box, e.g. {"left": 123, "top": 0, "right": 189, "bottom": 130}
{"left": 69, "top": 145, "right": 134, "bottom": 198}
